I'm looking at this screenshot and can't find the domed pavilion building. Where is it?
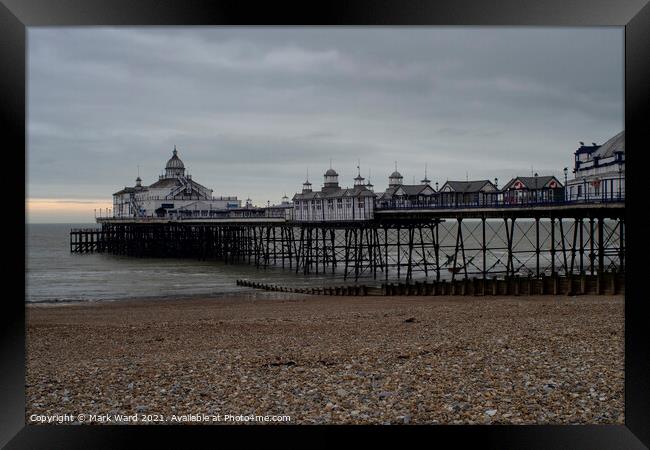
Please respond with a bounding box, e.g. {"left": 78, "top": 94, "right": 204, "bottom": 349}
{"left": 112, "top": 146, "right": 240, "bottom": 218}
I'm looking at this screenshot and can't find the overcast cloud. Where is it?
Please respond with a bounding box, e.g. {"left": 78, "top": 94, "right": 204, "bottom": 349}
{"left": 27, "top": 27, "right": 623, "bottom": 219}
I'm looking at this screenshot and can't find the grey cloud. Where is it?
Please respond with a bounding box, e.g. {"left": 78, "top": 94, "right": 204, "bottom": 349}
{"left": 28, "top": 27, "right": 623, "bottom": 212}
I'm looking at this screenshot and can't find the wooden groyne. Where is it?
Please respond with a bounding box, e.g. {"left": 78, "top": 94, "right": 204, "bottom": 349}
{"left": 236, "top": 279, "right": 378, "bottom": 296}
{"left": 237, "top": 272, "right": 624, "bottom": 297}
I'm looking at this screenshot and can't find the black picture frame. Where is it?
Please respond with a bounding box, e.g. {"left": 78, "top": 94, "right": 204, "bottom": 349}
{"left": 2, "top": 0, "right": 649, "bottom": 447}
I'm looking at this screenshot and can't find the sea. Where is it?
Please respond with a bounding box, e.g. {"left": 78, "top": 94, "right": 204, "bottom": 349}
{"left": 26, "top": 223, "right": 356, "bottom": 304}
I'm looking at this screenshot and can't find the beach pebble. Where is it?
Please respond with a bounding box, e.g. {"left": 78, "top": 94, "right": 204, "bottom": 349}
{"left": 25, "top": 294, "right": 624, "bottom": 425}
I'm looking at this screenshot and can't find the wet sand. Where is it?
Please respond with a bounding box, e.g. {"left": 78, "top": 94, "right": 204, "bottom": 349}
{"left": 26, "top": 293, "right": 624, "bottom": 424}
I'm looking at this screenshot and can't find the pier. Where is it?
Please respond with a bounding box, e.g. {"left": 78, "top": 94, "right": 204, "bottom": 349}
{"left": 71, "top": 137, "right": 625, "bottom": 286}
{"left": 71, "top": 201, "right": 624, "bottom": 283}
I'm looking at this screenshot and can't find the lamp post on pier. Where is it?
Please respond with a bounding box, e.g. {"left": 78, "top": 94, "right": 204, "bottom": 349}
{"left": 563, "top": 167, "right": 568, "bottom": 202}
{"left": 435, "top": 182, "right": 439, "bottom": 207}
{"left": 618, "top": 160, "right": 623, "bottom": 200}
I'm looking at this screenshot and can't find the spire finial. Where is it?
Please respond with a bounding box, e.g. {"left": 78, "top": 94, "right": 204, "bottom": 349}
{"left": 357, "top": 158, "right": 361, "bottom": 177}
{"left": 425, "top": 163, "right": 428, "bottom": 178}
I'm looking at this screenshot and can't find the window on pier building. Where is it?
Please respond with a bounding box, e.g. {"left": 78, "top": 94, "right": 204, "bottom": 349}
{"left": 337, "top": 199, "right": 343, "bottom": 209}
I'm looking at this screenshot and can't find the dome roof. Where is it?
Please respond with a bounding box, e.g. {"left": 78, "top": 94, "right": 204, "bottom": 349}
{"left": 324, "top": 168, "right": 338, "bottom": 176}
{"left": 592, "top": 131, "right": 624, "bottom": 158}
{"left": 390, "top": 171, "right": 402, "bottom": 178}
{"left": 166, "top": 147, "right": 185, "bottom": 170}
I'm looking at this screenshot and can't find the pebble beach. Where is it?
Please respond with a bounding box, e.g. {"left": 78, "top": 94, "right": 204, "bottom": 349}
{"left": 26, "top": 293, "right": 624, "bottom": 425}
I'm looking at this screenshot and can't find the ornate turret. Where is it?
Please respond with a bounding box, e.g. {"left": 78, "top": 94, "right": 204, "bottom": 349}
{"left": 302, "top": 170, "right": 313, "bottom": 193}
{"left": 354, "top": 162, "right": 365, "bottom": 186}
{"left": 323, "top": 167, "right": 339, "bottom": 190}
{"left": 164, "top": 145, "right": 185, "bottom": 178}
{"left": 135, "top": 176, "right": 142, "bottom": 187}
{"left": 389, "top": 162, "right": 403, "bottom": 188}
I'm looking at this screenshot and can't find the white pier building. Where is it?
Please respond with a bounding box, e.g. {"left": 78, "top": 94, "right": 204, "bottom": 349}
{"left": 112, "top": 147, "right": 240, "bottom": 218}
{"left": 292, "top": 167, "right": 375, "bottom": 222}
{"left": 565, "top": 131, "right": 625, "bottom": 202}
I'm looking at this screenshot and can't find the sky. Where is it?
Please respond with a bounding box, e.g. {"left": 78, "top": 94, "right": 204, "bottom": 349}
{"left": 27, "top": 27, "right": 623, "bottom": 223}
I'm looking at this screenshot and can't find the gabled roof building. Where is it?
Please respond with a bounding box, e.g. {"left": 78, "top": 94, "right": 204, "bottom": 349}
{"left": 501, "top": 175, "right": 564, "bottom": 204}
{"left": 438, "top": 180, "right": 498, "bottom": 207}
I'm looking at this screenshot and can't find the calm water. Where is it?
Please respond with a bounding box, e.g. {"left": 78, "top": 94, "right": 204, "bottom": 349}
{"left": 26, "top": 223, "right": 356, "bottom": 303}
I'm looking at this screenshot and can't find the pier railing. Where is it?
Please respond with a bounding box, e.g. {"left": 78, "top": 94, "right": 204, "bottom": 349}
{"left": 376, "top": 196, "right": 624, "bottom": 211}
{"left": 98, "top": 195, "right": 624, "bottom": 223}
